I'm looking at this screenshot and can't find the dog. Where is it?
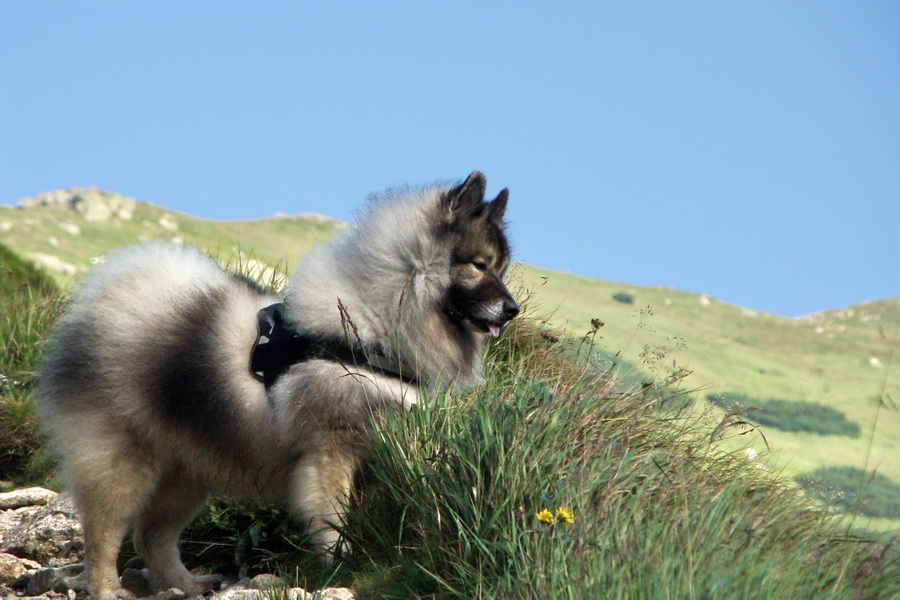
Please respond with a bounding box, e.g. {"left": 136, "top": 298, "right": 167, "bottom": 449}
{"left": 36, "top": 172, "right": 518, "bottom": 599}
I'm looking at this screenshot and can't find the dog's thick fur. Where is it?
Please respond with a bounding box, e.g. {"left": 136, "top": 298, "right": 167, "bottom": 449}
{"left": 37, "top": 172, "right": 518, "bottom": 599}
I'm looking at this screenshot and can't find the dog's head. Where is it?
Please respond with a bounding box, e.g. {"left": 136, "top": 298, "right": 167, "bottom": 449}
{"left": 438, "top": 172, "right": 520, "bottom": 337}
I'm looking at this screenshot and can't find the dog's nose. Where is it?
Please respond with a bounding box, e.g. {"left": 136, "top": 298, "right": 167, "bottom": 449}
{"left": 503, "top": 299, "right": 520, "bottom": 321}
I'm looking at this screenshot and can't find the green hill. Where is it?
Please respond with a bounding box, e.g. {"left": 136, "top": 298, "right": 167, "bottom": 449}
{"left": 513, "top": 266, "right": 899, "bottom": 485}
{"left": 2, "top": 188, "right": 898, "bottom": 531}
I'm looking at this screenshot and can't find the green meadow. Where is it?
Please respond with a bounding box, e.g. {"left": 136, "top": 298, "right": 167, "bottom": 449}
{"left": 1, "top": 192, "right": 897, "bottom": 597}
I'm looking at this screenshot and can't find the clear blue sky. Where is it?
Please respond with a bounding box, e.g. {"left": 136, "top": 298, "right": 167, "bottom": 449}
{"left": 2, "top": 2, "right": 898, "bottom": 317}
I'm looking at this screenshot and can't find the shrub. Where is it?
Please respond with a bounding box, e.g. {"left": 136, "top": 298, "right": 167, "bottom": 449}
{"left": 797, "top": 466, "right": 900, "bottom": 519}
{"left": 707, "top": 393, "right": 861, "bottom": 438}
{"left": 752, "top": 398, "right": 861, "bottom": 437}
{"left": 612, "top": 291, "right": 634, "bottom": 305}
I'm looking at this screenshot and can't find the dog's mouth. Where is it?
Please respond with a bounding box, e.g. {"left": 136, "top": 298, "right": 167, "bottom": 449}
{"left": 471, "top": 317, "right": 505, "bottom": 338}
{"left": 467, "top": 302, "right": 520, "bottom": 337}
{"left": 445, "top": 294, "right": 520, "bottom": 338}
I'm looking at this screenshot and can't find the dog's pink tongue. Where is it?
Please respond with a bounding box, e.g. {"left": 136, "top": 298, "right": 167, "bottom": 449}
{"left": 488, "top": 324, "right": 500, "bottom": 338}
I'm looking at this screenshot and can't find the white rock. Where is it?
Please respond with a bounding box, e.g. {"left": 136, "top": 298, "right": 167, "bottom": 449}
{"left": 0, "top": 487, "right": 58, "bottom": 510}
{"left": 159, "top": 214, "right": 179, "bottom": 231}
{"left": 57, "top": 222, "right": 81, "bottom": 236}
{"left": 25, "top": 252, "right": 78, "bottom": 276}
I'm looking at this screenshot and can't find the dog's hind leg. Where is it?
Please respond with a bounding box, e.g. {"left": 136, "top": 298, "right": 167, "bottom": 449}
{"left": 288, "top": 447, "right": 360, "bottom": 564}
{"left": 66, "top": 452, "right": 159, "bottom": 600}
{"left": 133, "top": 476, "right": 216, "bottom": 595}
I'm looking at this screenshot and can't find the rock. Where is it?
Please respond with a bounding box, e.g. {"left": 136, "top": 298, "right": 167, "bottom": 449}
{"left": 72, "top": 193, "right": 113, "bottom": 221}
{"left": 0, "top": 493, "right": 83, "bottom": 564}
{"left": 318, "top": 588, "right": 357, "bottom": 600}
{"left": 214, "top": 582, "right": 355, "bottom": 600}
{"left": 148, "top": 587, "right": 190, "bottom": 600}
{"left": 57, "top": 222, "right": 81, "bottom": 236}
{"left": 17, "top": 189, "right": 74, "bottom": 210}
{"left": 216, "top": 589, "right": 267, "bottom": 600}
{"left": 249, "top": 573, "right": 283, "bottom": 589}
{"left": 219, "top": 591, "right": 261, "bottom": 600}
{"left": 0, "top": 487, "right": 58, "bottom": 511}
{"left": 24, "top": 563, "right": 83, "bottom": 596}
{"left": 17, "top": 187, "right": 138, "bottom": 221}
{"left": 24, "top": 252, "right": 79, "bottom": 276}
{"left": 158, "top": 213, "right": 179, "bottom": 231}
{"left": 10, "top": 568, "right": 31, "bottom": 590}
{"left": 0, "top": 553, "right": 27, "bottom": 585}
{"left": 0, "top": 505, "right": 40, "bottom": 537}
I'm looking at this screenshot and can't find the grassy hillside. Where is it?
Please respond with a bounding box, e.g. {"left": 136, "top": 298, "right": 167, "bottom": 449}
{"left": 513, "top": 266, "right": 900, "bottom": 484}
{"left": 2, "top": 190, "right": 899, "bottom": 597}
{"left": 2, "top": 189, "right": 898, "bottom": 531}
{"left": 1, "top": 190, "right": 343, "bottom": 286}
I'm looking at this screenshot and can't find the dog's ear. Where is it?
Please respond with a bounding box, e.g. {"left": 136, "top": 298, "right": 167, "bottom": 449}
{"left": 442, "top": 171, "right": 487, "bottom": 220}
{"left": 487, "top": 188, "right": 508, "bottom": 224}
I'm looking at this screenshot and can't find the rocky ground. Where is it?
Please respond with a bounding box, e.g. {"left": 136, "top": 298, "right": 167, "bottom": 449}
{"left": 0, "top": 488, "right": 354, "bottom": 600}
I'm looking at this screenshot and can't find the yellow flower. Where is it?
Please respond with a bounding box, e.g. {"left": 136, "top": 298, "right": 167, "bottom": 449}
{"left": 555, "top": 507, "right": 574, "bottom": 524}
{"left": 536, "top": 508, "right": 554, "bottom": 523}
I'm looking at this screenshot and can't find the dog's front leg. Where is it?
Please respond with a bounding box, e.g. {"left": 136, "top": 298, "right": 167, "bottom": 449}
{"left": 287, "top": 445, "right": 359, "bottom": 563}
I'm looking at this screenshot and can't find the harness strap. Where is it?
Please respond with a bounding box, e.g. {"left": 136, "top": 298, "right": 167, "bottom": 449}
{"left": 250, "top": 303, "right": 417, "bottom": 390}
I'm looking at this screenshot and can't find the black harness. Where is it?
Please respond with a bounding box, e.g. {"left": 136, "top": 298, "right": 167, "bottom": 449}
{"left": 250, "top": 303, "right": 417, "bottom": 390}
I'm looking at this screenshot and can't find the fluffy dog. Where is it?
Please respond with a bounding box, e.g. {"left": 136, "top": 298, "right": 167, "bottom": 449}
{"left": 37, "top": 172, "right": 518, "bottom": 599}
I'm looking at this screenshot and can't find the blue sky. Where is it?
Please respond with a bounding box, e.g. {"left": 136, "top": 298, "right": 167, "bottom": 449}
{"left": 2, "top": 2, "right": 898, "bottom": 317}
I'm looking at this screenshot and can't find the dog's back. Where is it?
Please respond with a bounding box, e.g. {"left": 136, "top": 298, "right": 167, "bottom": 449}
{"left": 39, "top": 242, "right": 277, "bottom": 470}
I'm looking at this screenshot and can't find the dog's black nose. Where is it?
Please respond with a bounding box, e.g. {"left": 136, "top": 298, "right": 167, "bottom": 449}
{"left": 503, "top": 299, "right": 520, "bottom": 321}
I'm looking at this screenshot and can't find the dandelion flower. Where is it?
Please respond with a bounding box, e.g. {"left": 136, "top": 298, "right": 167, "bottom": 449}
{"left": 536, "top": 508, "right": 554, "bottom": 523}
{"left": 555, "top": 507, "right": 574, "bottom": 524}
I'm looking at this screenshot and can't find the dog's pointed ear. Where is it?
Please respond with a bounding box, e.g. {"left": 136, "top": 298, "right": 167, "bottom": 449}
{"left": 442, "top": 171, "right": 487, "bottom": 220}
{"left": 487, "top": 188, "right": 509, "bottom": 224}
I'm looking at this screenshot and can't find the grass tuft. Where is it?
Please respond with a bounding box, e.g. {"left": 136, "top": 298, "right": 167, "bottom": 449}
{"left": 0, "top": 244, "right": 62, "bottom": 485}
{"left": 338, "top": 319, "right": 900, "bottom": 599}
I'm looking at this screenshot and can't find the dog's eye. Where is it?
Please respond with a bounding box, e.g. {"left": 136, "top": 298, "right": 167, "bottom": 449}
{"left": 471, "top": 259, "right": 488, "bottom": 272}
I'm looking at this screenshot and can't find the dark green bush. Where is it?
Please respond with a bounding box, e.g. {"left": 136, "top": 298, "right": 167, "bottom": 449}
{"left": 707, "top": 393, "right": 861, "bottom": 438}
{"left": 797, "top": 466, "right": 900, "bottom": 519}
{"left": 612, "top": 292, "right": 634, "bottom": 305}
{"left": 752, "top": 398, "right": 861, "bottom": 437}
